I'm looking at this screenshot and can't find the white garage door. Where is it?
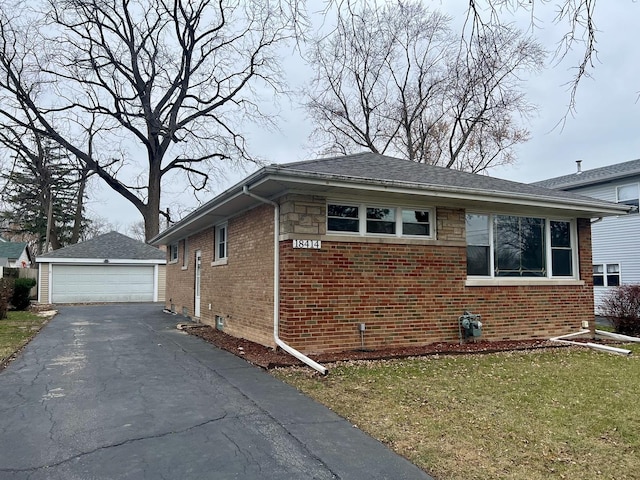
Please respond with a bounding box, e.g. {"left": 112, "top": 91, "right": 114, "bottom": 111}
{"left": 52, "top": 265, "right": 155, "bottom": 303}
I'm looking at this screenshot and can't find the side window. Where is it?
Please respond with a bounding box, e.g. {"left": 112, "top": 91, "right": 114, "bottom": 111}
{"left": 593, "top": 263, "right": 620, "bottom": 286}
{"left": 550, "top": 221, "right": 572, "bottom": 277}
{"left": 606, "top": 264, "right": 621, "bottom": 286}
{"left": 616, "top": 184, "right": 639, "bottom": 212}
{"left": 327, "top": 204, "right": 359, "bottom": 232}
{"left": 593, "top": 264, "right": 604, "bottom": 286}
{"left": 402, "top": 210, "right": 431, "bottom": 236}
{"left": 215, "top": 223, "right": 228, "bottom": 261}
{"left": 466, "top": 214, "right": 490, "bottom": 276}
{"left": 366, "top": 207, "right": 395, "bottom": 234}
{"left": 169, "top": 243, "right": 178, "bottom": 262}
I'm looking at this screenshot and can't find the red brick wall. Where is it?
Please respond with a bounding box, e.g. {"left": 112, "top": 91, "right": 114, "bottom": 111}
{"left": 164, "top": 204, "right": 275, "bottom": 347}
{"left": 165, "top": 198, "right": 595, "bottom": 355}
{"left": 278, "top": 212, "right": 594, "bottom": 354}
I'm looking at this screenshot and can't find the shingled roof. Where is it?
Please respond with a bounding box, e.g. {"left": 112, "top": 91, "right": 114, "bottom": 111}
{"left": 276, "top": 153, "right": 601, "bottom": 202}
{"left": 39, "top": 231, "right": 165, "bottom": 261}
{"left": 151, "top": 152, "right": 631, "bottom": 246}
{"left": 0, "top": 241, "right": 29, "bottom": 260}
{"left": 533, "top": 158, "right": 640, "bottom": 190}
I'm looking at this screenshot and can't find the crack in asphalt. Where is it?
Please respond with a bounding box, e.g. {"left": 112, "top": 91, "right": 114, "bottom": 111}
{"left": 0, "top": 414, "right": 229, "bottom": 474}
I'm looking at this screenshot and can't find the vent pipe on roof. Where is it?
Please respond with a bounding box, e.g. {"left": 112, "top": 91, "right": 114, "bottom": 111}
{"left": 576, "top": 160, "right": 583, "bottom": 174}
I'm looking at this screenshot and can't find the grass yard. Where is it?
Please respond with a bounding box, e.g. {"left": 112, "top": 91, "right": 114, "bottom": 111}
{"left": 0, "top": 311, "right": 50, "bottom": 366}
{"left": 273, "top": 345, "right": 640, "bottom": 480}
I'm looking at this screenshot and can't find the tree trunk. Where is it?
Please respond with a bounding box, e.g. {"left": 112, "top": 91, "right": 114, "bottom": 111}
{"left": 70, "top": 166, "right": 89, "bottom": 244}
{"left": 143, "top": 165, "right": 162, "bottom": 242}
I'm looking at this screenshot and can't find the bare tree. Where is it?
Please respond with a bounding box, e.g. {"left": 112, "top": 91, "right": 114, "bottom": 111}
{"left": 306, "top": 1, "right": 544, "bottom": 173}
{"left": 464, "top": 0, "right": 598, "bottom": 114}
{"left": 0, "top": 0, "right": 304, "bottom": 240}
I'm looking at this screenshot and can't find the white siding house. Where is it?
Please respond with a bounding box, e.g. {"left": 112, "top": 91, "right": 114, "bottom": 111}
{"left": 535, "top": 160, "right": 639, "bottom": 312}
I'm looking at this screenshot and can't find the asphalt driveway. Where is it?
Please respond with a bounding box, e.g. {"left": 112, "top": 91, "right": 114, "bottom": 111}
{"left": 0, "top": 304, "right": 432, "bottom": 479}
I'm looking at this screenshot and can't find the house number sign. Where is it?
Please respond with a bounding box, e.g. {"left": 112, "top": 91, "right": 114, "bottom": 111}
{"left": 293, "top": 239, "right": 321, "bottom": 249}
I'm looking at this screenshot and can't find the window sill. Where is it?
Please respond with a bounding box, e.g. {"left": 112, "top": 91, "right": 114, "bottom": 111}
{"left": 169, "top": 259, "right": 178, "bottom": 265}
{"left": 466, "top": 278, "right": 585, "bottom": 287}
{"left": 181, "top": 266, "right": 188, "bottom": 271}
{"left": 211, "top": 258, "right": 228, "bottom": 267}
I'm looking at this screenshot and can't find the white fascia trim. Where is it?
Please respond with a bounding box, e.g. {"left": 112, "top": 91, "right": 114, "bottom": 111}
{"left": 36, "top": 258, "right": 166, "bottom": 265}
{"left": 263, "top": 174, "right": 630, "bottom": 216}
{"left": 37, "top": 264, "right": 42, "bottom": 303}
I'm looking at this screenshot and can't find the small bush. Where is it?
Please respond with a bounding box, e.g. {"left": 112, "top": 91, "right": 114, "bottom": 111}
{"left": 600, "top": 284, "right": 640, "bottom": 336}
{"left": 0, "top": 278, "right": 14, "bottom": 319}
{"left": 11, "top": 278, "right": 36, "bottom": 311}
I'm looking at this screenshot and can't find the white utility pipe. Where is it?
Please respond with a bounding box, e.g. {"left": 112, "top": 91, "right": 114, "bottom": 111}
{"left": 242, "top": 186, "right": 328, "bottom": 375}
{"left": 595, "top": 330, "right": 640, "bottom": 343}
{"left": 550, "top": 330, "right": 632, "bottom": 356}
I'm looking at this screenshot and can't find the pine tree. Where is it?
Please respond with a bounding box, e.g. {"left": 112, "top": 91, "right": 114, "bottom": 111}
{"left": 0, "top": 135, "right": 91, "bottom": 254}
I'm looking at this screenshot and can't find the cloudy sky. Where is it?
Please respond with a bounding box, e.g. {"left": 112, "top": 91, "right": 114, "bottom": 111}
{"left": 89, "top": 1, "right": 640, "bottom": 228}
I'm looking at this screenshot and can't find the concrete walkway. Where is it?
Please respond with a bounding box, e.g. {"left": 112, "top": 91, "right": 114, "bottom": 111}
{"left": 0, "top": 304, "right": 433, "bottom": 479}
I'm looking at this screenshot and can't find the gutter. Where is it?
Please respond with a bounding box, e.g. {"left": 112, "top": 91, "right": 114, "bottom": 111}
{"left": 241, "top": 185, "right": 328, "bottom": 375}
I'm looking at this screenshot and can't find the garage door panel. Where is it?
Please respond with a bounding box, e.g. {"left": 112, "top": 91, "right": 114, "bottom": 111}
{"left": 52, "top": 265, "right": 155, "bottom": 303}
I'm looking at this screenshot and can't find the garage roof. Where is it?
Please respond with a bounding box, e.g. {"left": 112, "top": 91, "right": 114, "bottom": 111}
{"left": 37, "top": 231, "right": 165, "bottom": 263}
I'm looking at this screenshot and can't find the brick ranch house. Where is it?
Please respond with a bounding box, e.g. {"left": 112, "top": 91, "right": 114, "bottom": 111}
{"left": 151, "top": 153, "right": 629, "bottom": 370}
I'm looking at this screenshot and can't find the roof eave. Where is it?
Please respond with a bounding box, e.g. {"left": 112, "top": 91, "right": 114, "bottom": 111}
{"left": 264, "top": 169, "right": 630, "bottom": 216}
{"left": 150, "top": 167, "right": 629, "bottom": 245}
{"left": 36, "top": 257, "right": 166, "bottom": 264}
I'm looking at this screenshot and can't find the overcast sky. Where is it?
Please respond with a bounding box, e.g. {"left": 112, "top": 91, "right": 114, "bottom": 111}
{"left": 89, "top": 1, "right": 640, "bottom": 229}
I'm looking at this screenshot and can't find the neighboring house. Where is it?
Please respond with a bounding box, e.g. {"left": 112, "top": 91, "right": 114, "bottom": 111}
{"left": 151, "top": 153, "right": 628, "bottom": 357}
{"left": 37, "top": 231, "right": 166, "bottom": 303}
{"left": 0, "top": 241, "right": 33, "bottom": 268}
{"left": 534, "top": 159, "right": 640, "bottom": 312}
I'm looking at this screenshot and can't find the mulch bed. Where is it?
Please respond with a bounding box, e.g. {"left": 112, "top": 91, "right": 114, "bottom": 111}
{"left": 181, "top": 323, "right": 565, "bottom": 370}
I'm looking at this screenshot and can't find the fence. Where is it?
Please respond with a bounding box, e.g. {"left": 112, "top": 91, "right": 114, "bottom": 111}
{"left": 0, "top": 267, "right": 38, "bottom": 298}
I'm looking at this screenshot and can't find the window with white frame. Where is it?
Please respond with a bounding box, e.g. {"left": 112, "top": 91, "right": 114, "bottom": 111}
{"left": 593, "top": 263, "right": 620, "bottom": 286}
{"left": 215, "top": 223, "right": 228, "bottom": 261}
{"left": 616, "top": 184, "right": 639, "bottom": 211}
{"left": 327, "top": 203, "right": 432, "bottom": 238}
{"left": 466, "top": 213, "right": 575, "bottom": 278}
{"left": 169, "top": 243, "right": 178, "bottom": 262}
{"left": 182, "top": 239, "right": 188, "bottom": 268}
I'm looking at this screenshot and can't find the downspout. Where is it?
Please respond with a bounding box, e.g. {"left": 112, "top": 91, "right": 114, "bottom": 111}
{"left": 242, "top": 186, "right": 328, "bottom": 375}
{"left": 550, "top": 330, "right": 632, "bottom": 356}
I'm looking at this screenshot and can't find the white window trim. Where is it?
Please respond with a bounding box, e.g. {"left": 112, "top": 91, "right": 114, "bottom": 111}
{"left": 466, "top": 213, "right": 578, "bottom": 281}
{"left": 593, "top": 262, "right": 621, "bottom": 287}
{"left": 212, "top": 222, "right": 228, "bottom": 266}
{"left": 616, "top": 183, "right": 639, "bottom": 203}
{"left": 169, "top": 243, "right": 178, "bottom": 263}
{"left": 616, "top": 183, "right": 639, "bottom": 213}
{"left": 326, "top": 201, "right": 435, "bottom": 239}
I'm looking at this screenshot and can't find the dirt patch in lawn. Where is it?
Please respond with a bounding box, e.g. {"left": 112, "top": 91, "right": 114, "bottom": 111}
{"left": 181, "top": 323, "right": 563, "bottom": 369}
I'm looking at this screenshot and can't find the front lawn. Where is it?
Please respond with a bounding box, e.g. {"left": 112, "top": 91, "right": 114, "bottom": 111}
{"left": 273, "top": 345, "right": 640, "bottom": 480}
{"left": 0, "top": 311, "right": 50, "bottom": 367}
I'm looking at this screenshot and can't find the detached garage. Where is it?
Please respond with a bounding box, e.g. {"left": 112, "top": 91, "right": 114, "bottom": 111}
{"left": 37, "top": 231, "right": 166, "bottom": 304}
